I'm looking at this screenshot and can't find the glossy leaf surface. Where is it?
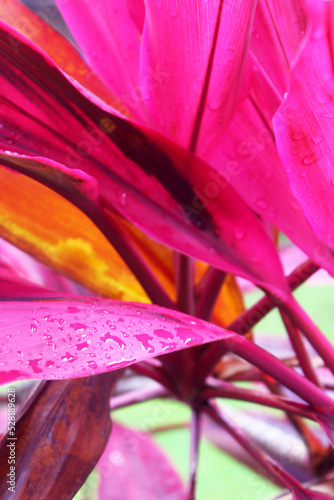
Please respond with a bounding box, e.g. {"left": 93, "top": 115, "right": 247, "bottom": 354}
{"left": 0, "top": 23, "right": 290, "bottom": 296}
{"left": 273, "top": 1, "right": 334, "bottom": 255}
{"left": 0, "top": 293, "right": 235, "bottom": 383}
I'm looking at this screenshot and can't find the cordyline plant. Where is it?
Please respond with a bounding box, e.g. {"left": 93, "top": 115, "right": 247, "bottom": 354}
{"left": 1, "top": 0, "right": 334, "bottom": 498}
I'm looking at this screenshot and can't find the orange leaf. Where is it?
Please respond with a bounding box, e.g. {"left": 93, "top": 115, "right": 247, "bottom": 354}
{"left": 0, "top": 167, "right": 147, "bottom": 302}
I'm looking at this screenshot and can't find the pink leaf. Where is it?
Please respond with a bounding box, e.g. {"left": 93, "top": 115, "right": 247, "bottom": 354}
{"left": 0, "top": 23, "right": 291, "bottom": 297}
{"left": 251, "top": 0, "right": 307, "bottom": 97}
{"left": 97, "top": 422, "right": 185, "bottom": 499}
{"left": 0, "top": 292, "right": 235, "bottom": 383}
{"left": 141, "top": 0, "right": 256, "bottom": 148}
{"left": 273, "top": 1, "right": 334, "bottom": 255}
{"left": 207, "top": 88, "right": 334, "bottom": 276}
{"left": 54, "top": 0, "right": 145, "bottom": 120}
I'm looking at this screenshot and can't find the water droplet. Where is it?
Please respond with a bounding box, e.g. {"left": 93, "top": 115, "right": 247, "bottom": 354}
{"left": 311, "top": 135, "right": 324, "bottom": 146}
{"left": 175, "top": 327, "right": 203, "bottom": 346}
{"left": 44, "top": 315, "right": 55, "bottom": 322}
{"left": 311, "top": 85, "right": 333, "bottom": 104}
{"left": 134, "top": 334, "right": 155, "bottom": 353}
{"left": 256, "top": 199, "right": 268, "bottom": 210}
{"left": 75, "top": 341, "right": 90, "bottom": 351}
{"left": 46, "top": 341, "right": 57, "bottom": 350}
{"left": 66, "top": 306, "right": 81, "bottom": 313}
{"left": 290, "top": 129, "right": 305, "bottom": 141}
{"left": 234, "top": 227, "right": 247, "bottom": 240}
{"left": 61, "top": 353, "right": 79, "bottom": 363}
{"left": 153, "top": 329, "right": 174, "bottom": 339}
{"left": 87, "top": 360, "right": 97, "bottom": 370}
{"left": 28, "top": 359, "right": 43, "bottom": 374}
{"left": 106, "top": 321, "right": 116, "bottom": 330}
{"left": 302, "top": 155, "right": 317, "bottom": 165}
{"left": 70, "top": 323, "right": 87, "bottom": 332}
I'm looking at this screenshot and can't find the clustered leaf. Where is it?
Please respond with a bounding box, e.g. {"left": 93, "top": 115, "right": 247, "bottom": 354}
{"left": 0, "top": 0, "right": 333, "bottom": 498}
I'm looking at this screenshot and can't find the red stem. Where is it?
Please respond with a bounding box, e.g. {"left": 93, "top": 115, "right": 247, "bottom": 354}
{"left": 197, "top": 259, "right": 319, "bottom": 380}
{"left": 188, "top": 408, "right": 201, "bottom": 500}
{"left": 280, "top": 309, "right": 322, "bottom": 387}
{"left": 175, "top": 252, "right": 195, "bottom": 315}
{"left": 195, "top": 267, "right": 227, "bottom": 320}
{"left": 131, "top": 363, "right": 174, "bottom": 392}
{"left": 199, "top": 379, "right": 315, "bottom": 420}
{"left": 204, "top": 403, "right": 318, "bottom": 496}
{"left": 110, "top": 385, "right": 169, "bottom": 411}
{"left": 281, "top": 297, "right": 334, "bottom": 376}
{"left": 224, "top": 336, "right": 334, "bottom": 409}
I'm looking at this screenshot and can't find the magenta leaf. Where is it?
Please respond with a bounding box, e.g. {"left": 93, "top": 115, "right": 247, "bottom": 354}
{"left": 251, "top": 0, "right": 307, "bottom": 96}
{"left": 140, "top": 0, "right": 256, "bottom": 149}
{"left": 0, "top": 22, "right": 292, "bottom": 297}
{"left": 273, "top": 1, "right": 334, "bottom": 256}
{"left": 0, "top": 292, "right": 235, "bottom": 384}
{"left": 207, "top": 70, "right": 334, "bottom": 277}
{"left": 0, "top": 274, "right": 69, "bottom": 300}
{"left": 97, "top": 422, "right": 185, "bottom": 499}
{"left": 54, "top": 0, "right": 145, "bottom": 120}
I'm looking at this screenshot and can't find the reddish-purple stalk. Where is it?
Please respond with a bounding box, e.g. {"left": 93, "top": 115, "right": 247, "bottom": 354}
{"left": 261, "top": 374, "right": 328, "bottom": 462}
{"left": 231, "top": 259, "right": 319, "bottom": 334}
{"left": 279, "top": 310, "right": 322, "bottom": 388}
{"left": 188, "top": 409, "right": 201, "bottom": 500}
{"left": 130, "top": 362, "right": 175, "bottom": 392}
{"left": 195, "top": 267, "right": 227, "bottom": 320}
{"left": 110, "top": 385, "right": 169, "bottom": 411}
{"left": 223, "top": 336, "right": 334, "bottom": 409}
{"left": 204, "top": 403, "right": 331, "bottom": 499}
{"left": 281, "top": 297, "right": 334, "bottom": 376}
{"left": 174, "top": 252, "right": 196, "bottom": 316}
{"left": 196, "top": 259, "right": 320, "bottom": 381}
{"left": 200, "top": 379, "right": 315, "bottom": 420}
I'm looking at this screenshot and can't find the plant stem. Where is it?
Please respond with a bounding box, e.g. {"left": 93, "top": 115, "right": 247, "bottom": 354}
{"left": 131, "top": 362, "right": 174, "bottom": 392}
{"left": 174, "top": 252, "right": 195, "bottom": 315}
{"left": 262, "top": 374, "right": 328, "bottom": 463}
{"left": 195, "top": 267, "right": 227, "bottom": 320}
{"left": 224, "top": 336, "right": 334, "bottom": 409}
{"left": 188, "top": 409, "right": 201, "bottom": 500}
{"left": 280, "top": 309, "right": 322, "bottom": 387}
{"left": 199, "top": 380, "right": 314, "bottom": 420}
{"left": 281, "top": 297, "right": 334, "bottom": 376}
{"left": 197, "top": 259, "right": 319, "bottom": 379}
{"left": 110, "top": 385, "right": 169, "bottom": 411}
{"left": 204, "top": 403, "right": 319, "bottom": 497}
